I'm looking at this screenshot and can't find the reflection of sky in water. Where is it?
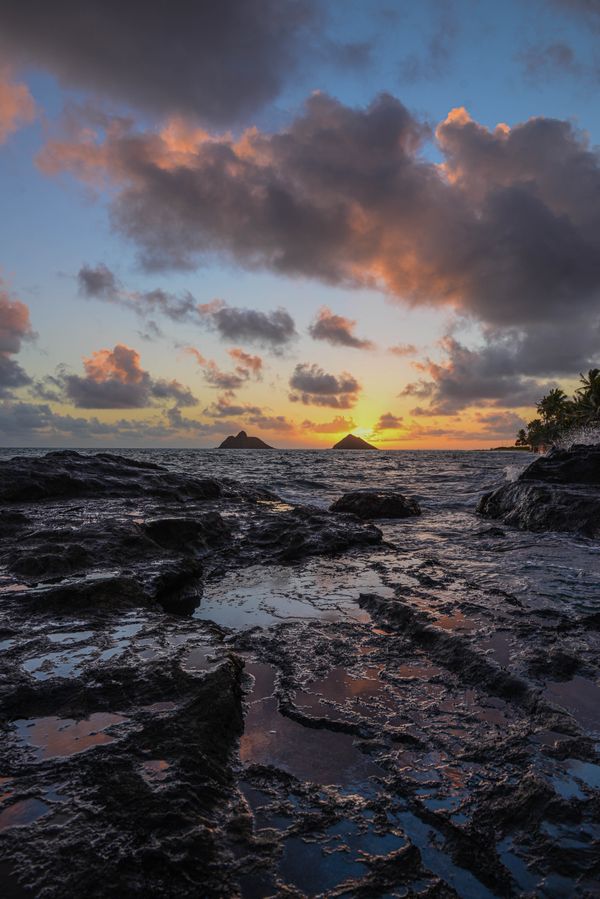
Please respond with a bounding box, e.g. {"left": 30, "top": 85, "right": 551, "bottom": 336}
{"left": 545, "top": 676, "right": 600, "bottom": 735}
{"left": 194, "top": 560, "right": 391, "bottom": 629}
{"left": 0, "top": 798, "right": 49, "bottom": 831}
{"left": 241, "top": 663, "right": 380, "bottom": 788}
{"left": 15, "top": 713, "right": 126, "bottom": 760}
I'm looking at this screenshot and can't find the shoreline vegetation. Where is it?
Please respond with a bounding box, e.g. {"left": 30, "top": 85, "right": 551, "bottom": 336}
{"left": 515, "top": 369, "right": 600, "bottom": 451}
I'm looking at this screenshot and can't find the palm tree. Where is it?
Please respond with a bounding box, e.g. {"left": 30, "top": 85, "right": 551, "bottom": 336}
{"left": 536, "top": 387, "right": 569, "bottom": 424}
{"left": 515, "top": 428, "right": 528, "bottom": 447}
{"left": 574, "top": 369, "right": 600, "bottom": 422}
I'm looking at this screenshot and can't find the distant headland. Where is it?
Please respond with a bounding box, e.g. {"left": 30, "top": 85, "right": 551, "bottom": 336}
{"left": 218, "top": 430, "right": 274, "bottom": 449}
{"left": 332, "top": 434, "right": 378, "bottom": 450}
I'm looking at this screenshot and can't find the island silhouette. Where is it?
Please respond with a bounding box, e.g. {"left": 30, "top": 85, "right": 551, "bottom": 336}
{"left": 218, "top": 430, "right": 274, "bottom": 449}
{"left": 332, "top": 434, "right": 378, "bottom": 450}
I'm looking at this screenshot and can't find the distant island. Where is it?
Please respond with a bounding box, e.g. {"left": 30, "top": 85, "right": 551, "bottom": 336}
{"left": 218, "top": 430, "right": 274, "bottom": 449}
{"left": 332, "top": 434, "right": 378, "bottom": 450}
{"left": 489, "top": 446, "right": 531, "bottom": 452}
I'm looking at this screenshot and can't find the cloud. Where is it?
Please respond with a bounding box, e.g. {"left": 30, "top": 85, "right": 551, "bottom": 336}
{"left": 0, "top": 0, "right": 315, "bottom": 126}
{"left": 247, "top": 413, "right": 293, "bottom": 432}
{"left": 198, "top": 300, "right": 296, "bottom": 350}
{"left": 183, "top": 345, "right": 263, "bottom": 392}
{"left": 550, "top": 0, "right": 600, "bottom": 29}
{"left": 78, "top": 262, "right": 120, "bottom": 299}
{"left": 389, "top": 343, "right": 418, "bottom": 356}
{"left": 308, "top": 306, "right": 373, "bottom": 348}
{"left": 78, "top": 263, "right": 197, "bottom": 321}
{"left": 42, "top": 92, "right": 600, "bottom": 385}
{"left": 289, "top": 363, "right": 360, "bottom": 408}
{"left": 228, "top": 347, "right": 263, "bottom": 377}
{"left": 325, "top": 40, "right": 373, "bottom": 70}
{"left": 203, "top": 395, "right": 263, "bottom": 419}
{"left": 374, "top": 411, "right": 404, "bottom": 430}
{"left": 61, "top": 343, "right": 197, "bottom": 409}
{"left": 400, "top": 332, "right": 564, "bottom": 414}
{"left": 79, "top": 264, "right": 293, "bottom": 352}
{"left": 517, "top": 42, "right": 581, "bottom": 80}
{"left": 398, "top": 0, "right": 457, "bottom": 84}
{"left": 0, "top": 287, "right": 34, "bottom": 397}
{"left": 301, "top": 415, "right": 356, "bottom": 433}
{"left": 0, "top": 67, "right": 35, "bottom": 143}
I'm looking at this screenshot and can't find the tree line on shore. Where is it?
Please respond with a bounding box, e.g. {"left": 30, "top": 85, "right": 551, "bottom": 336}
{"left": 516, "top": 369, "right": 600, "bottom": 450}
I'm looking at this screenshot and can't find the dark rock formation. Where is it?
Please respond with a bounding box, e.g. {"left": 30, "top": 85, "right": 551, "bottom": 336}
{"left": 330, "top": 490, "right": 421, "bottom": 519}
{"left": 478, "top": 443, "right": 600, "bottom": 535}
{"left": 243, "top": 505, "right": 382, "bottom": 561}
{"left": 0, "top": 450, "right": 224, "bottom": 503}
{"left": 218, "top": 430, "right": 273, "bottom": 449}
{"left": 518, "top": 443, "right": 600, "bottom": 484}
{"left": 332, "top": 433, "right": 378, "bottom": 450}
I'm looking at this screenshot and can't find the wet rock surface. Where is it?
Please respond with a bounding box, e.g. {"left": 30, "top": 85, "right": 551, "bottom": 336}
{"left": 0, "top": 448, "right": 599, "bottom": 897}
{"left": 478, "top": 444, "right": 600, "bottom": 535}
{"left": 331, "top": 489, "right": 421, "bottom": 519}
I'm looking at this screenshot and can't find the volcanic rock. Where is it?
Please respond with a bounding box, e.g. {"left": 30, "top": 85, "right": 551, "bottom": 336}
{"left": 243, "top": 506, "right": 383, "bottom": 561}
{"left": 330, "top": 490, "right": 421, "bottom": 519}
{"left": 478, "top": 443, "right": 600, "bottom": 535}
{"left": 0, "top": 450, "right": 224, "bottom": 503}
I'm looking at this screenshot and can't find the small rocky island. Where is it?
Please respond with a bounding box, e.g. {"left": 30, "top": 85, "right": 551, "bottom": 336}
{"left": 479, "top": 443, "right": 600, "bottom": 535}
{"left": 218, "top": 430, "right": 274, "bottom": 449}
{"left": 332, "top": 433, "right": 378, "bottom": 450}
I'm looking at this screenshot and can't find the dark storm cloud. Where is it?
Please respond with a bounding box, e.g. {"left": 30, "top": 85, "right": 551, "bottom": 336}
{"left": 0, "top": 0, "right": 315, "bottom": 125}
{"left": 289, "top": 363, "right": 360, "bottom": 408}
{"left": 199, "top": 301, "right": 297, "bottom": 350}
{"left": 43, "top": 91, "right": 600, "bottom": 380}
{"left": 308, "top": 307, "right": 374, "bottom": 349}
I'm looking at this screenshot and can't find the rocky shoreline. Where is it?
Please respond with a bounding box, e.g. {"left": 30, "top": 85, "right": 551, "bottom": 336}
{"left": 0, "top": 449, "right": 599, "bottom": 897}
{"left": 478, "top": 444, "right": 600, "bottom": 536}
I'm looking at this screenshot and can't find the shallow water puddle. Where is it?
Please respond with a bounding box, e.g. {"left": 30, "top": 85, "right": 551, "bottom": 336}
{"left": 434, "top": 610, "right": 480, "bottom": 632}
{"left": 545, "top": 675, "right": 600, "bottom": 733}
{"left": 181, "top": 644, "right": 218, "bottom": 672}
{"left": 141, "top": 759, "right": 170, "bottom": 784}
{"left": 47, "top": 630, "right": 94, "bottom": 644}
{"left": 294, "top": 665, "right": 398, "bottom": 725}
{"left": 241, "top": 664, "right": 381, "bottom": 787}
{"left": 395, "top": 809, "right": 497, "bottom": 899}
{"left": 0, "top": 798, "right": 49, "bottom": 831}
{"left": 15, "top": 712, "right": 127, "bottom": 760}
{"left": 194, "top": 561, "right": 390, "bottom": 629}
{"left": 22, "top": 646, "right": 96, "bottom": 680}
{"left": 480, "top": 630, "right": 512, "bottom": 667}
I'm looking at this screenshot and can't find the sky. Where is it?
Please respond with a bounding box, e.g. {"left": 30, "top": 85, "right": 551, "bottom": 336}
{"left": 1, "top": 0, "right": 600, "bottom": 448}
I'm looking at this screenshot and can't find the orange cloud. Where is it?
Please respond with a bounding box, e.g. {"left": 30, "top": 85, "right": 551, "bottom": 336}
{"left": 228, "top": 347, "right": 263, "bottom": 376}
{"left": 0, "top": 68, "right": 35, "bottom": 144}
{"left": 83, "top": 344, "right": 145, "bottom": 384}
